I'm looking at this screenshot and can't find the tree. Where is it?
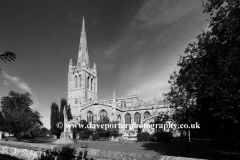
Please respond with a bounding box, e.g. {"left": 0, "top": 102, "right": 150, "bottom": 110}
{"left": 165, "top": 0, "right": 240, "bottom": 151}
{"left": 22, "top": 126, "right": 50, "bottom": 138}
{"left": 50, "top": 102, "right": 61, "bottom": 137}
{"left": 21, "top": 123, "right": 41, "bottom": 139}
{"left": 0, "top": 51, "right": 16, "bottom": 72}
{"left": 0, "top": 112, "right": 7, "bottom": 132}
{"left": 59, "top": 98, "right": 72, "bottom": 131}
{"left": 163, "top": 72, "right": 197, "bottom": 149}
{"left": 39, "top": 127, "right": 50, "bottom": 137}
{"left": 0, "top": 91, "right": 42, "bottom": 140}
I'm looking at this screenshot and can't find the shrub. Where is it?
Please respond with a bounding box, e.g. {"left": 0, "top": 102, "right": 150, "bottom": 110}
{"left": 95, "top": 128, "right": 111, "bottom": 138}
{"left": 137, "top": 132, "right": 150, "bottom": 141}
{"left": 89, "top": 135, "right": 93, "bottom": 141}
{"left": 109, "top": 128, "right": 119, "bottom": 138}
{"left": 94, "top": 128, "right": 104, "bottom": 137}
{"left": 79, "top": 128, "right": 93, "bottom": 140}
{"left": 99, "top": 137, "right": 110, "bottom": 141}
{"left": 92, "top": 134, "right": 100, "bottom": 141}
{"left": 103, "top": 130, "right": 111, "bottom": 138}
{"left": 84, "top": 128, "right": 93, "bottom": 136}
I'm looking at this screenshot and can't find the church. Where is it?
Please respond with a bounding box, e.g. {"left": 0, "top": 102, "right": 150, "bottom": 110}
{"left": 67, "top": 17, "right": 170, "bottom": 135}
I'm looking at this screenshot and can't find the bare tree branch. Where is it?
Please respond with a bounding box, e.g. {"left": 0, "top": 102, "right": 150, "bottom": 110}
{"left": 0, "top": 51, "right": 16, "bottom": 73}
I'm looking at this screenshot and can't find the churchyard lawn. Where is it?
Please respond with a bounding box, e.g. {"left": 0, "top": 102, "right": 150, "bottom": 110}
{"left": 2, "top": 137, "right": 239, "bottom": 159}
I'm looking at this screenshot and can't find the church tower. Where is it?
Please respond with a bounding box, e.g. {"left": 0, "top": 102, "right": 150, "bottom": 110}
{"left": 67, "top": 17, "right": 98, "bottom": 120}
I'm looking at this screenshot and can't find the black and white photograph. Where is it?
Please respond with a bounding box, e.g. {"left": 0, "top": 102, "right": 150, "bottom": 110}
{"left": 0, "top": 0, "right": 239, "bottom": 159}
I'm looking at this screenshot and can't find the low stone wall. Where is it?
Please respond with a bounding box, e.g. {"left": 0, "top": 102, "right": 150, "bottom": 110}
{"left": 0, "top": 140, "right": 59, "bottom": 160}
{"left": 0, "top": 146, "right": 44, "bottom": 160}
{"left": 0, "top": 140, "right": 202, "bottom": 160}
{"left": 0, "top": 140, "right": 57, "bottom": 150}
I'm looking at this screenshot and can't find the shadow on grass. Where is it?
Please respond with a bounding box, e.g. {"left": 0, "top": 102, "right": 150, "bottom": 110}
{"left": 141, "top": 139, "right": 239, "bottom": 160}
{"left": 0, "top": 154, "right": 21, "bottom": 160}
{"left": 25, "top": 137, "right": 55, "bottom": 144}
{"left": 38, "top": 146, "right": 75, "bottom": 160}
{"left": 44, "top": 145, "right": 88, "bottom": 160}
{"left": 2, "top": 137, "right": 55, "bottom": 144}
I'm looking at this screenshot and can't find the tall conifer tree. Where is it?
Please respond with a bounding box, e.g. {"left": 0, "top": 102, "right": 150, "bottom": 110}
{"left": 50, "top": 102, "right": 61, "bottom": 136}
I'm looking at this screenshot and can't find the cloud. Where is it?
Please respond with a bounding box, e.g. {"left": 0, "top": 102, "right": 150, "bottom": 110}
{"left": 98, "top": 63, "right": 115, "bottom": 72}
{"left": 93, "top": 19, "right": 98, "bottom": 25}
{"left": 68, "top": 12, "right": 81, "bottom": 23}
{"left": 104, "top": 47, "right": 117, "bottom": 59}
{"left": 2, "top": 71, "right": 32, "bottom": 92}
{"left": 3, "top": 80, "right": 9, "bottom": 85}
{"left": 105, "top": 0, "right": 207, "bottom": 101}
{"left": 117, "top": 57, "right": 172, "bottom": 101}
{"left": 103, "top": 37, "right": 145, "bottom": 59}
{"left": 103, "top": 0, "right": 202, "bottom": 59}
{"left": 131, "top": 0, "right": 201, "bottom": 29}
{"left": 1, "top": 71, "right": 39, "bottom": 107}
{"left": 103, "top": 37, "right": 129, "bottom": 59}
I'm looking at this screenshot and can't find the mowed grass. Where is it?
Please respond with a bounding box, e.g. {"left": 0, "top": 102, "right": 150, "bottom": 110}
{"left": 10, "top": 137, "right": 240, "bottom": 160}
{"left": 58, "top": 139, "right": 239, "bottom": 160}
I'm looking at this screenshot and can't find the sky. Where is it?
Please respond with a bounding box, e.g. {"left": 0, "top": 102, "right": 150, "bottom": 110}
{"left": 0, "top": 0, "right": 209, "bottom": 129}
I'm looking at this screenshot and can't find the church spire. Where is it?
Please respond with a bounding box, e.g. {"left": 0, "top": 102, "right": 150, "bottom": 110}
{"left": 113, "top": 89, "right": 116, "bottom": 99}
{"left": 78, "top": 16, "right": 89, "bottom": 66}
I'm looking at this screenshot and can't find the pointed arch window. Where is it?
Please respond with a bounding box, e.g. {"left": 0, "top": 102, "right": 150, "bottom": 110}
{"left": 79, "top": 75, "right": 82, "bottom": 88}
{"left": 125, "top": 113, "right": 131, "bottom": 130}
{"left": 75, "top": 76, "right": 78, "bottom": 88}
{"left": 87, "top": 111, "right": 93, "bottom": 124}
{"left": 134, "top": 112, "right": 141, "bottom": 125}
{"left": 121, "top": 101, "right": 126, "bottom": 107}
{"left": 91, "top": 78, "right": 93, "bottom": 91}
{"left": 144, "top": 111, "right": 151, "bottom": 119}
{"left": 87, "top": 76, "right": 90, "bottom": 89}
{"left": 99, "top": 110, "right": 107, "bottom": 121}
{"left": 117, "top": 115, "right": 121, "bottom": 123}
